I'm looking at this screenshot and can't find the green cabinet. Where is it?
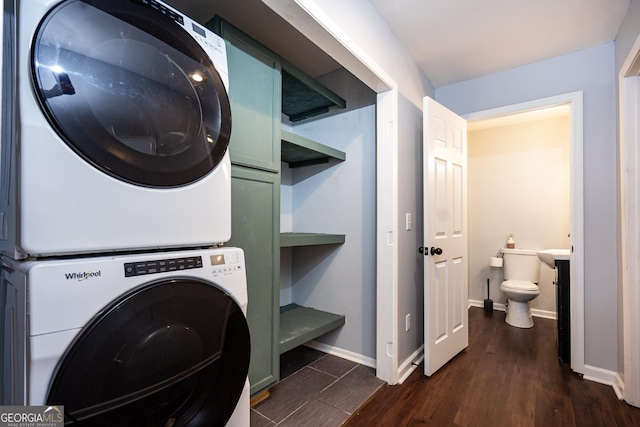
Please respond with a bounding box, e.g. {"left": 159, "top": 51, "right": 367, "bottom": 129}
{"left": 208, "top": 18, "right": 281, "bottom": 396}
{"left": 228, "top": 166, "right": 280, "bottom": 394}
{"left": 213, "top": 19, "right": 281, "bottom": 172}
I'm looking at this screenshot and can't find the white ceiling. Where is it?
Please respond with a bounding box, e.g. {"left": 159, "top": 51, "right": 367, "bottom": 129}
{"left": 369, "top": 0, "right": 630, "bottom": 87}
{"left": 166, "top": 0, "right": 630, "bottom": 88}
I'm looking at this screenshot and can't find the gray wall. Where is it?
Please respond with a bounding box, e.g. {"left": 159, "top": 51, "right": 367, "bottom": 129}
{"left": 396, "top": 93, "right": 425, "bottom": 364}
{"left": 285, "top": 103, "right": 376, "bottom": 359}
{"left": 436, "top": 42, "right": 618, "bottom": 371}
{"left": 614, "top": 0, "right": 640, "bottom": 378}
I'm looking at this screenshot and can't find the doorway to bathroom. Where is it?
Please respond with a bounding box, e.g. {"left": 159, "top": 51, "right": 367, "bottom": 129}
{"left": 464, "top": 92, "right": 584, "bottom": 374}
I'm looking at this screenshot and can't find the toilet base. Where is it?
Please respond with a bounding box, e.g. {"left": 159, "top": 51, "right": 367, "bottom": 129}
{"left": 505, "top": 300, "right": 534, "bottom": 328}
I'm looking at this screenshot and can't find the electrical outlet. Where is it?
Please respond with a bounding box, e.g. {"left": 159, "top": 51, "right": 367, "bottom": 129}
{"left": 405, "top": 313, "right": 411, "bottom": 332}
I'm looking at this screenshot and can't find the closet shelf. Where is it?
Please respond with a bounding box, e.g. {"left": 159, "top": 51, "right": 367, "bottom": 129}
{"left": 279, "top": 304, "right": 345, "bottom": 354}
{"left": 281, "top": 130, "right": 346, "bottom": 168}
{"left": 280, "top": 232, "right": 345, "bottom": 247}
{"left": 282, "top": 60, "right": 346, "bottom": 122}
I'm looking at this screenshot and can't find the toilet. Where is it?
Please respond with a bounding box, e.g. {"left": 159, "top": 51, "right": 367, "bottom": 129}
{"left": 500, "top": 248, "right": 541, "bottom": 328}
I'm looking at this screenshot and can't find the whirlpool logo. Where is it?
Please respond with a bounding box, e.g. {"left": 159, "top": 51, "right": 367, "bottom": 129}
{"left": 64, "top": 270, "right": 101, "bottom": 281}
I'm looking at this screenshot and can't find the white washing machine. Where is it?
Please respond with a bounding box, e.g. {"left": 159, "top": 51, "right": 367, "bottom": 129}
{"left": 1, "top": 246, "right": 250, "bottom": 426}
{"left": 1, "top": 0, "right": 233, "bottom": 259}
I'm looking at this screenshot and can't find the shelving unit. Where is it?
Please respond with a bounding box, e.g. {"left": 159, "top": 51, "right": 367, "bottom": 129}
{"left": 280, "top": 130, "right": 346, "bottom": 354}
{"left": 279, "top": 304, "right": 345, "bottom": 354}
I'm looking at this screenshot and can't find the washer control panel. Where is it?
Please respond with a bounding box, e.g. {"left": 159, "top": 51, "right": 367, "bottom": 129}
{"left": 124, "top": 256, "right": 202, "bottom": 277}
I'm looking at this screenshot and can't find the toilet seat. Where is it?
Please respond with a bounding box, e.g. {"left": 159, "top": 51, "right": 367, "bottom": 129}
{"left": 501, "top": 280, "right": 539, "bottom": 292}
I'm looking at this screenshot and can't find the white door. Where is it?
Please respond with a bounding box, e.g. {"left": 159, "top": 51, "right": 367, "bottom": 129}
{"left": 423, "top": 97, "right": 468, "bottom": 376}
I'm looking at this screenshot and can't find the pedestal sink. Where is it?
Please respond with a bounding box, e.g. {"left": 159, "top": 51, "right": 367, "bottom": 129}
{"left": 536, "top": 248, "right": 570, "bottom": 268}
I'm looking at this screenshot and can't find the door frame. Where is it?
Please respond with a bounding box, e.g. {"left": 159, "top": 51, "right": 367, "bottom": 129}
{"left": 619, "top": 32, "right": 640, "bottom": 407}
{"left": 464, "top": 92, "right": 585, "bottom": 374}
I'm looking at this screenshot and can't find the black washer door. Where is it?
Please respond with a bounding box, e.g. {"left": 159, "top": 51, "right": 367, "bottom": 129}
{"left": 32, "top": 0, "right": 231, "bottom": 187}
{"left": 47, "top": 279, "right": 250, "bottom": 427}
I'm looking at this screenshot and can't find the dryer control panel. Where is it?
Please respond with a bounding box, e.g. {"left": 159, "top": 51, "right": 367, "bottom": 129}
{"left": 132, "top": 0, "right": 229, "bottom": 89}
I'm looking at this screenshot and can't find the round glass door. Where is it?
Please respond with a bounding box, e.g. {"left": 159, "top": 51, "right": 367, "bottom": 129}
{"left": 47, "top": 279, "right": 250, "bottom": 426}
{"left": 32, "top": 0, "right": 231, "bottom": 187}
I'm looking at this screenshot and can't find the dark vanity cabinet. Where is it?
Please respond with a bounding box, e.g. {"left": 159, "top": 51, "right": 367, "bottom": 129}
{"left": 555, "top": 259, "right": 570, "bottom": 364}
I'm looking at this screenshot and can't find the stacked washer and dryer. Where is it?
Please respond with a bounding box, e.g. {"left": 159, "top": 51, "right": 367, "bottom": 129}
{"left": 1, "top": 0, "right": 250, "bottom": 425}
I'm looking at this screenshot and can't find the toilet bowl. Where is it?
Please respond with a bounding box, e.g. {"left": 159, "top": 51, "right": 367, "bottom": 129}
{"left": 500, "top": 248, "right": 541, "bottom": 328}
{"left": 500, "top": 280, "right": 540, "bottom": 328}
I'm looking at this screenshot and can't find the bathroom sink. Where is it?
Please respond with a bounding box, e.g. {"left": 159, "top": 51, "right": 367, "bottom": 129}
{"left": 537, "top": 249, "right": 571, "bottom": 268}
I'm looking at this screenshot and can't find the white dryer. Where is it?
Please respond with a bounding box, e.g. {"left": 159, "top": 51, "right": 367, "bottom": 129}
{"left": 1, "top": 0, "right": 233, "bottom": 259}
{"left": 1, "top": 247, "right": 250, "bottom": 426}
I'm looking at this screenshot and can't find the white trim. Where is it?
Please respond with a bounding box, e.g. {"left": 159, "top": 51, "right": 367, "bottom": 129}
{"left": 260, "top": 0, "right": 393, "bottom": 92}
{"left": 530, "top": 308, "right": 557, "bottom": 320}
{"left": 305, "top": 341, "right": 377, "bottom": 369}
{"left": 375, "top": 89, "right": 400, "bottom": 384}
{"left": 464, "top": 92, "right": 585, "bottom": 375}
{"left": 467, "top": 300, "right": 556, "bottom": 320}
{"left": 583, "top": 365, "right": 619, "bottom": 387}
{"left": 468, "top": 299, "right": 506, "bottom": 312}
{"left": 398, "top": 345, "right": 424, "bottom": 384}
{"left": 614, "top": 373, "right": 626, "bottom": 400}
{"left": 619, "top": 32, "right": 640, "bottom": 408}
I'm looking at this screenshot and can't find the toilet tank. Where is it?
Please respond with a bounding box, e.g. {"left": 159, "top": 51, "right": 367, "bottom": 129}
{"left": 500, "top": 248, "right": 540, "bottom": 283}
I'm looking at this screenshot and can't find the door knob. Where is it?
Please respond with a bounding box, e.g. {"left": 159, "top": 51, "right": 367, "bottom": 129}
{"left": 430, "top": 247, "right": 442, "bottom": 256}
{"left": 418, "top": 246, "right": 428, "bottom": 255}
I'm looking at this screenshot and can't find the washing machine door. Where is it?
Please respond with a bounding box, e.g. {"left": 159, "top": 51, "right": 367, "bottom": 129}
{"left": 31, "top": 0, "right": 231, "bottom": 187}
{"left": 46, "top": 279, "right": 250, "bottom": 426}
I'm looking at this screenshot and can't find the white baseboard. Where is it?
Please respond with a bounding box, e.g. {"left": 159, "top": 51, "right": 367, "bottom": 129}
{"left": 583, "top": 364, "right": 618, "bottom": 387}
{"left": 468, "top": 299, "right": 506, "bottom": 312}
{"left": 531, "top": 308, "right": 557, "bottom": 320}
{"left": 468, "top": 299, "right": 556, "bottom": 320}
{"left": 398, "top": 345, "right": 424, "bottom": 384}
{"left": 613, "top": 373, "right": 625, "bottom": 400}
{"left": 305, "top": 340, "right": 376, "bottom": 369}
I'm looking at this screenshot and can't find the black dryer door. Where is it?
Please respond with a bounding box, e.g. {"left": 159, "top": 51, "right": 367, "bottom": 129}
{"left": 46, "top": 279, "right": 250, "bottom": 427}
{"left": 31, "top": 0, "right": 231, "bottom": 187}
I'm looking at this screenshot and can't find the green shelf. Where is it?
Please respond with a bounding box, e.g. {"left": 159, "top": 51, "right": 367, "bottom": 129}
{"left": 279, "top": 304, "right": 345, "bottom": 354}
{"left": 282, "top": 60, "right": 346, "bottom": 122}
{"left": 280, "top": 232, "right": 345, "bottom": 247}
{"left": 281, "top": 130, "right": 346, "bottom": 168}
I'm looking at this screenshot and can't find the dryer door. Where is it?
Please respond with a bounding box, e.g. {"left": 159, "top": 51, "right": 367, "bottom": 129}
{"left": 46, "top": 279, "right": 250, "bottom": 426}
{"left": 31, "top": 0, "right": 231, "bottom": 187}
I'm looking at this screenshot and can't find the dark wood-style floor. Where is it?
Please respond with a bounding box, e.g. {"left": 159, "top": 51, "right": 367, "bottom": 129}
{"left": 345, "top": 307, "right": 640, "bottom": 427}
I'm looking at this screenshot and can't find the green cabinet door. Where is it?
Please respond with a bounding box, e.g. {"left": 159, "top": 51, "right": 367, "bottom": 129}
{"left": 211, "top": 18, "right": 281, "bottom": 172}
{"left": 207, "top": 17, "right": 282, "bottom": 396}
{"left": 228, "top": 166, "right": 280, "bottom": 395}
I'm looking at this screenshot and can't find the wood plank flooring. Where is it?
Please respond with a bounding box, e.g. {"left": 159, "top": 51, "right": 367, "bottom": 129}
{"left": 345, "top": 307, "right": 640, "bottom": 427}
